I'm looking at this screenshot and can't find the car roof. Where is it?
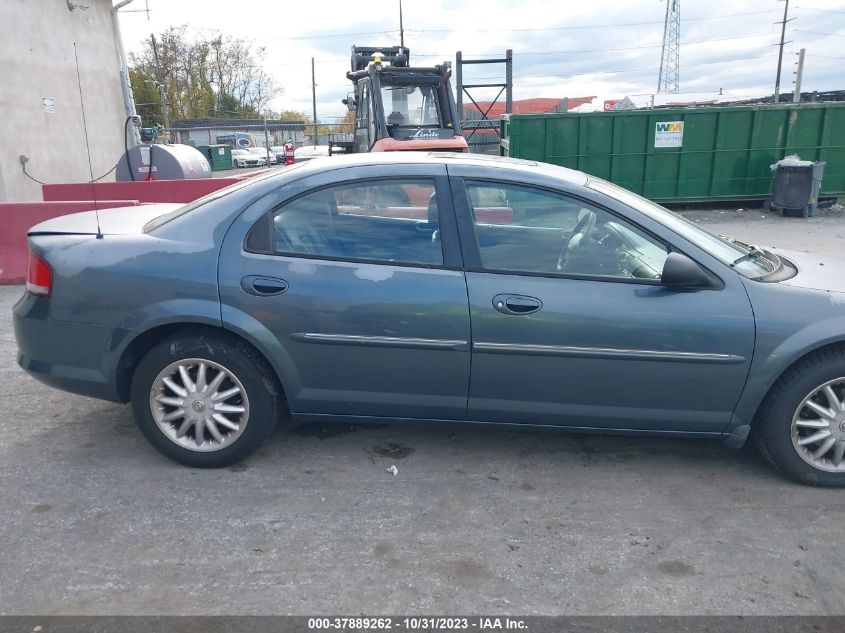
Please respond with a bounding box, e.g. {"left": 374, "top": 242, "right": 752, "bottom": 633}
{"left": 280, "top": 151, "right": 588, "bottom": 186}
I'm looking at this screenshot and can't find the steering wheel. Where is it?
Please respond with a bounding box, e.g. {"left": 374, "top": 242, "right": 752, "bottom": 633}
{"left": 556, "top": 209, "right": 596, "bottom": 271}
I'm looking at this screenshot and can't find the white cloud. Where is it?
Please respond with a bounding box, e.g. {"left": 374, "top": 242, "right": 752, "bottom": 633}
{"left": 117, "top": 0, "right": 845, "bottom": 120}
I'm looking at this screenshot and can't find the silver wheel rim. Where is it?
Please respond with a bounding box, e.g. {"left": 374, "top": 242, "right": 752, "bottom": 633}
{"left": 791, "top": 377, "right": 845, "bottom": 472}
{"left": 149, "top": 358, "right": 250, "bottom": 453}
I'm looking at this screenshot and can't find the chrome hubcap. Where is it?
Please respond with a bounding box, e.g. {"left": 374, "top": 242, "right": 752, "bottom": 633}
{"left": 791, "top": 377, "right": 845, "bottom": 472}
{"left": 149, "top": 358, "right": 250, "bottom": 452}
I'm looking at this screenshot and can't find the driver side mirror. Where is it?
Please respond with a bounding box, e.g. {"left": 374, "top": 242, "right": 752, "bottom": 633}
{"left": 661, "top": 252, "right": 721, "bottom": 290}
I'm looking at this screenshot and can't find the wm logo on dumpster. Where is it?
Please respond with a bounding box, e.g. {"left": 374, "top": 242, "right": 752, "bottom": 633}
{"left": 656, "top": 123, "right": 683, "bottom": 132}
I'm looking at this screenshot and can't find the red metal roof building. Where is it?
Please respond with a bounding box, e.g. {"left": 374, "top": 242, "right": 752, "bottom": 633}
{"left": 460, "top": 97, "right": 596, "bottom": 154}
{"left": 463, "top": 96, "right": 596, "bottom": 119}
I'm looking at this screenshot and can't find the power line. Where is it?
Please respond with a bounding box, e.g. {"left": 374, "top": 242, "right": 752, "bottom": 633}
{"left": 793, "top": 29, "right": 845, "bottom": 37}
{"left": 413, "top": 32, "right": 780, "bottom": 60}
{"left": 793, "top": 6, "right": 845, "bottom": 15}
{"left": 242, "top": 9, "right": 782, "bottom": 43}
{"left": 129, "top": 29, "right": 804, "bottom": 73}
{"left": 410, "top": 9, "right": 781, "bottom": 34}
{"left": 236, "top": 38, "right": 797, "bottom": 81}
{"left": 262, "top": 58, "right": 348, "bottom": 66}
{"left": 253, "top": 30, "right": 400, "bottom": 42}
{"left": 449, "top": 53, "right": 779, "bottom": 82}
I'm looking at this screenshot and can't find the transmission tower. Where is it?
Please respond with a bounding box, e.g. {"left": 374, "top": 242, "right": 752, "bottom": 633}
{"left": 657, "top": 0, "right": 680, "bottom": 94}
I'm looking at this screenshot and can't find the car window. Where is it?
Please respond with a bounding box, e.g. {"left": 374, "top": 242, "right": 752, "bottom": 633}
{"left": 270, "top": 179, "right": 443, "bottom": 266}
{"left": 465, "top": 181, "right": 668, "bottom": 280}
{"left": 143, "top": 167, "right": 291, "bottom": 233}
{"left": 357, "top": 84, "right": 369, "bottom": 130}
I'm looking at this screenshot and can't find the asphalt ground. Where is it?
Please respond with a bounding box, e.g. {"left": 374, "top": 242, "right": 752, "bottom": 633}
{"left": 1, "top": 207, "right": 844, "bottom": 616}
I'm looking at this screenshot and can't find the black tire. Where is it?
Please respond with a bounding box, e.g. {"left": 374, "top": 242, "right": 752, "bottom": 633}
{"left": 753, "top": 346, "right": 845, "bottom": 487}
{"left": 130, "top": 331, "right": 284, "bottom": 468}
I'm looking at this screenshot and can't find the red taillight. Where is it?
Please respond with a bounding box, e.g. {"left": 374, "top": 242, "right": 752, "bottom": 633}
{"left": 26, "top": 250, "right": 52, "bottom": 297}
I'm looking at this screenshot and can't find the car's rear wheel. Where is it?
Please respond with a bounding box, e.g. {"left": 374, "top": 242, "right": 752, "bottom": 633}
{"left": 130, "top": 332, "right": 283, "bottom": 468}
{"left": 754, "top": 346, "right": 845, "bottom": 486}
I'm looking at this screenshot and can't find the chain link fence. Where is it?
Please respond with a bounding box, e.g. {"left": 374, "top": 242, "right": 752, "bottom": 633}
{"left": 461, "top": 120, "right": 502, "bottom": 155}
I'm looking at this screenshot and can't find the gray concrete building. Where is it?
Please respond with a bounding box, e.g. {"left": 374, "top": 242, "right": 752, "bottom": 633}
{"left": 0, "top": 0, "right": 133, "bottom": 202}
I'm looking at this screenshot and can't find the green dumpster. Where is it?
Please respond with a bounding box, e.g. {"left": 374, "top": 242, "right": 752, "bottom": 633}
{"left": 197, "top": 144, "right": 232, "bottom": 171}
{"left": 501, "top": 103, "right": 845, "bottom": 203}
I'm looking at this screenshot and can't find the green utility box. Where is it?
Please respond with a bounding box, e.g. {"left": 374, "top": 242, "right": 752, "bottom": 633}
{"left": 197, "top": 144, "right": 232, "bottom": 171}
{"left": 501, "top": 103, "right": 845, "bottom": 203}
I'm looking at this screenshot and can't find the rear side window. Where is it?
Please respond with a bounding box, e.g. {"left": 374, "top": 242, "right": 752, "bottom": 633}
{"left": 268, "top": 179, "right": 443, "bottom": 266}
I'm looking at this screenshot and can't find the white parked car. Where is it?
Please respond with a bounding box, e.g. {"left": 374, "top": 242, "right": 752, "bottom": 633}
{"left": 231, "top": 149, "right": 267, "bottom": 168}
{"left": 247, "top": 147, "right": 275, "bottom": 164}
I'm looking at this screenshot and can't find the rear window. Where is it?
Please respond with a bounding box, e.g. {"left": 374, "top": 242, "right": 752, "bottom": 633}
{"left": 265, "top": 178, "right": 443, "bottom": 266}
{"left": 142, "top": 167, "right": 301, "bottom": 233}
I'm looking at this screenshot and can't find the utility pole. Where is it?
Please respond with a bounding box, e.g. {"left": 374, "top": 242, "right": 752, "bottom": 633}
{"left": 263, "top": 116, "right": 271, "bottom": 164}
{"left": 773, "top": 0, "right": 794, "bottom": 103}
{"left": 150, "top": 34, "right": 170, "bottom": 136}
{"left": 311, "top": 57, "right": 318, "bottom": 147}
{"left": 157, "top": 84, "right": 169, "bottom": 133}
{"left": 113, "top": 1, "right": 140, "bottom": 146}
{"left": 399, "top": 0, "right": 405, "bottom": 50}
{"left": 793, "top": 48, "right": 805, "bottom": 103}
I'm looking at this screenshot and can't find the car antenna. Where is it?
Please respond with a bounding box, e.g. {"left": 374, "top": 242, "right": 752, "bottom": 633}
{"left": 73, "top": 42, "right": 103, "bottom": 239}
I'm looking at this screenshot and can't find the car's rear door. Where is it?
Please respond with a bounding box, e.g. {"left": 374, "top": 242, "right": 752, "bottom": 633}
{"left": 218, "top": 163, "right": 471, "bottom": 421}
{"left": 447, "top": 168, "right": 755, "bottom": 434}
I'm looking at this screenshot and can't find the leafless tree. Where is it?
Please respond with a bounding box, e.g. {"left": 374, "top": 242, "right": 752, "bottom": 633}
{"left": 129, "top": 26, "right": 282, "bottom": 122}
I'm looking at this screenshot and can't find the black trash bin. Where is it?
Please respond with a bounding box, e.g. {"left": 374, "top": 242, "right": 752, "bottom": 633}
{"left": 770, "top": 157, "right": 826, "bottom": 218}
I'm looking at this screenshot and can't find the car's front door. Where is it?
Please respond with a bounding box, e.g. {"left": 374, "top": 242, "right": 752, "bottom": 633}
{"left": 450, "top": 175, "right": 755, "bottom": 434}
{"left": 219, "top": 165, "right": 470, "bottom": 420}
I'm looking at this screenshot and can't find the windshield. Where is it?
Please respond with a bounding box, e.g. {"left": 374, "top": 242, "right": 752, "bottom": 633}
{"left": 381, "top": 84, "right": 441, "bottom": 127}
{"left": 588, "top": 177, "right": 778, "bottom": 278}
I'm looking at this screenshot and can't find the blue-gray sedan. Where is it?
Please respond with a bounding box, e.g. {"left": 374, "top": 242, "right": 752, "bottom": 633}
{"left": 13, "top": 153, "right": 845, "bottom": 485}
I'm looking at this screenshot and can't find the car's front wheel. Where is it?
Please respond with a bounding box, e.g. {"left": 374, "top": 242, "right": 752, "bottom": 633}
{"left": 754, "top": 346, "right": 845, "bottom": 486}
{"left": 130, "top": 332, "right": 283, "bottom": 468}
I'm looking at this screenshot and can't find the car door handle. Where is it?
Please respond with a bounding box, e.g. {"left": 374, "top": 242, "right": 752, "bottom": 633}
{"left": 492, "top": 294, "right": 542, "bottom": 315}
{"left": 241, "top": 276, "right": 288, "bottom": 296}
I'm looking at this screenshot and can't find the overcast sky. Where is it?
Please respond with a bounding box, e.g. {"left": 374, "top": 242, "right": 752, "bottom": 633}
{"left": 117, "top": 0, "right": 845, "bottom": 121}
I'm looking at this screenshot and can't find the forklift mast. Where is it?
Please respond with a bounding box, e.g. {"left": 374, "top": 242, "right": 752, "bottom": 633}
{"left": 341, "top": 45, "right": 468, "bottom": 154}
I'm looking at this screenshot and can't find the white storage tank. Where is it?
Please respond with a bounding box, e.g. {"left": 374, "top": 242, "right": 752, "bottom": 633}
{"left": 116, "top": 144, "right": 212, "bottom": 181}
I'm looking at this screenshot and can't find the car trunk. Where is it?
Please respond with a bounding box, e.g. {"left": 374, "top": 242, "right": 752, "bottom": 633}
{"left": 27, "top": 204, "right": 182, "bottom": 236}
